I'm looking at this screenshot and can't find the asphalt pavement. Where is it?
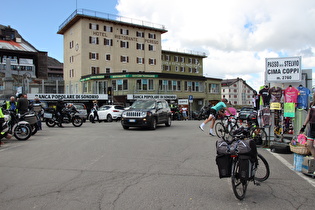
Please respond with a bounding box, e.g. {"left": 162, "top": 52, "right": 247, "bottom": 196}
{"left": 1, "top": 120, "right": 315, "bottom": 210}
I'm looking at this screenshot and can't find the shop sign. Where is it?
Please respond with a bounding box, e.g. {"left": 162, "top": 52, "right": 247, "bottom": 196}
{"left": 110, "top": 74, "right": 158, "bottom": 79}
{"left": 178, "top": 99, "right": 189, "bottom": 105}
{"left": 265, "top": 57, "right": 301, "bottom": 82}
{"left": 80, "top": 75, "right": 105, "bottom": 81}
{"left": 27, "top": 94, "right": 108, "bottom": 100}
{"left": 127, "top": 94, "right": 177, "bottom": 100}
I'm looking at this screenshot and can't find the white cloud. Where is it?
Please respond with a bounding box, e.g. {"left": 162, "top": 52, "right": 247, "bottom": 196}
{"left": 116, "top": 0, "right": 315, "bottom": 91}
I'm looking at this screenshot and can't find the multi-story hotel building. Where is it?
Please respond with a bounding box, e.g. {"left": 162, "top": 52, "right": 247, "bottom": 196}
{"left": 221, "top": 78, "right": 255, "bottom": 106}
{"left": 57, "top": 9, "right": 222, "bottom": 109}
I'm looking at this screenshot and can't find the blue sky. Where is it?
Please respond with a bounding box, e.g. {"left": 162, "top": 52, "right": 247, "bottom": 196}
{"left": 0, "top": 0, "right": 118, "bottom": 62}
{"left": 1, "top": 0, "right": 315, "bottom": 91}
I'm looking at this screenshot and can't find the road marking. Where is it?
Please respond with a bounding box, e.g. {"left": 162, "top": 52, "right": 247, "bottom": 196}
{"left": 269, "top": 150, "right": 315, "bottom": 188}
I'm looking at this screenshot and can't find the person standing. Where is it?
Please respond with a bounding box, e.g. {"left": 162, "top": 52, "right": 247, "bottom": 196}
{"left": 199, "top": 98, "right": 232, "bottom": 136}
{"left": 91, "top": 100, "right": 100, "bottom": 123}
{"left": 300, "top": 92, "right": 315, "bottom": 158}
{"left": 56, "top": 99, "right": 65, "bottom": 128}
{"left": 6, "top": 96, "right": 17, "bottom": 113}
{"left": 181, "top": 106, "right": 188, "bottom": 121}
{"left": 16, "top": 93, "right": 29, "bottom": 114}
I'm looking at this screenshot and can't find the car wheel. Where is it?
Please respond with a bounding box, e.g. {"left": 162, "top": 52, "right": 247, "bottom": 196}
{"left": 150, "top": 118, "right": 157, "bottom": 130}
{"left": 107, "top": 114, "right": 113, "bottom": 122}
{"left": 165, "top": 116, "right": 171, "bottom": 127}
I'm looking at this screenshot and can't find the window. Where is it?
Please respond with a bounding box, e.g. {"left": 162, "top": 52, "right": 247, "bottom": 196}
{"left": 89, "top": 52, "right": 99, "bottom": 60}
{"left": 70, "top": 41, "right": 74, "bottom": 49}
{"left": 120, "top": 41, "right": 129, "bottom": 48}
{"left": 136, "top": 79, "right": 154, "bottom": 91}
{"left": 148, "top": 44, "right": 155, "bottom": 51}
{"left": 120, "top": 29, "right": 129, "bottom": 35}
{"left": 210, "top": 84, "right": 219, "bottom": 93}
{"left": 121, "top": 56, "right": 129, "bottom": 63}
{"left": 176, "top": 81, "right": 181, "bottom": 91}
{"left": 164, "top": 65, "right": 171, "bottom": 71}
{"left": 91, "top": 67, "right": 100, "bottom": 74}
{"left": 105, "top": 54, "right": 111, "bottom": 61}
{"left": 149, "top": 58, "right": 156, "bottom": 65}
{"left": 89, "top": 23, "right": 99, "bottom": 30}
{"left": 189, "top": 68, "right": 193, "bottom": 73}
{"left": 104, "top": 25, "right": 113, "bottom": 32}
{"left": 69, "top": 69, "right": 74, "bottom": 78}
{"left": 148, "top": 33, "right": 156, "bottom": 39}
{"left": 136, "top": 43, "right": 144, "bottom": 50}
{"left": 89, "top": 36, "right": 99, "bottom": 44}
{"left": 184, "top": 81, "right": 192, "bottom": 92}
{"left": 180, "top": 57, "right": 185, "bottom": 63}
{"left": 104, "top": 38, "right": 113, "bottom": 46}
{"left": 180, "top": 67, "right": 185, "bottom": 72}
{"left": 113, "top": 79, "right": 128, "bottom": 90}
{"left": 137, "top": 57, "right": 144, "bottom": 64}
{"left": 159, "top": 80, "right": 168, "bottom": 91}
{"left": 188, "top": 58, "right": 192, "bottom": 64}
{"left": 175, "top": 66, "right": 179, "bottom": 72}
{"left": 105, "top": 68, "right": 111, "bottom": 73}
{"left": 174, "top": 56, "right": 178, "bottom": 62}
{"left": 165, "top": 55, "right": 170, "bottom": 61}
{"left": 70, "top": 56, "right": 74, "bottom": 63}
{"left": 136, "top": 31, "right": 144, "bottom": 37}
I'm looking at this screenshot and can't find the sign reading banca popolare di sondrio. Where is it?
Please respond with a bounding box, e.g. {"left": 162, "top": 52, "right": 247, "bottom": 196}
{"left": 265, "top": 56, "right": 301, "bottom": 83}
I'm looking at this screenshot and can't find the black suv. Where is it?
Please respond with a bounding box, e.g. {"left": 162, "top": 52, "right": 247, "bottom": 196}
{"left": 121, "top": 99, "right": 172, "bottom": 130}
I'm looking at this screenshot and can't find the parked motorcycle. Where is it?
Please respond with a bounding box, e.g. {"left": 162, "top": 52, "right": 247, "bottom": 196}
{"left": 44, "top": 108, "right": 83, "bottom": 127}
{"left": 20, "top": 112, "right": 39, "bottom": 135}
{"left": 1, "top": 110, "right": 32, "bottom": 141}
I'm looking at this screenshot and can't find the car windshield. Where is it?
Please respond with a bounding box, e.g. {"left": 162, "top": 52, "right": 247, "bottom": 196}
{"left": 241, "top": 107, "right": 252, "bottom": 112}
{"left": 114, "top": 105, "right": 125, "bottom": 110}
{"left": 74, "top": 104, "right": 85, "bottom": 109}
{"left": 131, "top": 100, "right": 156, "bottom": 109}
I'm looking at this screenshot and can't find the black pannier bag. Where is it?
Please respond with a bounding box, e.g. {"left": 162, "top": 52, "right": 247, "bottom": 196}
{"left": 216, "top": 154, "right": 232, "bottom": 178}
{"left": 216, "top": 139, "right": 252, "bottom": 155}
{"left": 238, "top": 155, "right": 253, "bottom": 181}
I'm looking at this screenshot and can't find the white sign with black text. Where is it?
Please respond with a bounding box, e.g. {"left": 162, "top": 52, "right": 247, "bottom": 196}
{"left": 265, "top": 56, "right": 301, "bottom": 82}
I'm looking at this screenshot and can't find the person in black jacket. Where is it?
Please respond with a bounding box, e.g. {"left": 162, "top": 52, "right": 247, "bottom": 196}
{"left": 16, "top": 93, "right": 29, "bottom": 114}
{"left": 56, "top": 99, "right": 65, "bottom": 128}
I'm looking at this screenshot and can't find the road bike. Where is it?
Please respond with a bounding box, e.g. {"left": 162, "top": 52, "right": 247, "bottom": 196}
{"left": 216, "top": 130, "right": 270, "bottom": 200}
{"left": 215, "top": 115, "right": 239, "bottom": 139}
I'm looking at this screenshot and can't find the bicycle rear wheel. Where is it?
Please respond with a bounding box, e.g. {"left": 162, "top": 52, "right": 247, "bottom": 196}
{"left": 231, "top": 158, "right": 248, "bottom": 200}
{"left": 250, "top": 127, "right": 267, "bottom": 146}
{"left": 254, "top": 153, "right": 270, "bottom": 182}
{"left": 228, "top": 123, "right": 239, "bottom": 136}
{"left": 215, "top": 122, "right": 225, "bottom": 138}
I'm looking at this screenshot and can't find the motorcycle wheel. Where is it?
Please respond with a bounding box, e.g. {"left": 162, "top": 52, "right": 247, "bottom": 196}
{"left": 46, "top": 119, "right": 56, "bottom": 127}
{"left": 72, "top": 116, "right": 83, "bottom": 127}
{"left": 13, "top": 124, "right": 32, "bottom": 141}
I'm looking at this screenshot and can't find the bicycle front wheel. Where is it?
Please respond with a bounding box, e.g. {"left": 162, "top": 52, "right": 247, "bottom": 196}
{"left": 215, "top": 122, "right": 225, "bottom": 138}
{"left": 231, "top": 158, "right": 248, "bottom": 200}
{"left": 254, "top": 153, "right": 270, "bottom": 182}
